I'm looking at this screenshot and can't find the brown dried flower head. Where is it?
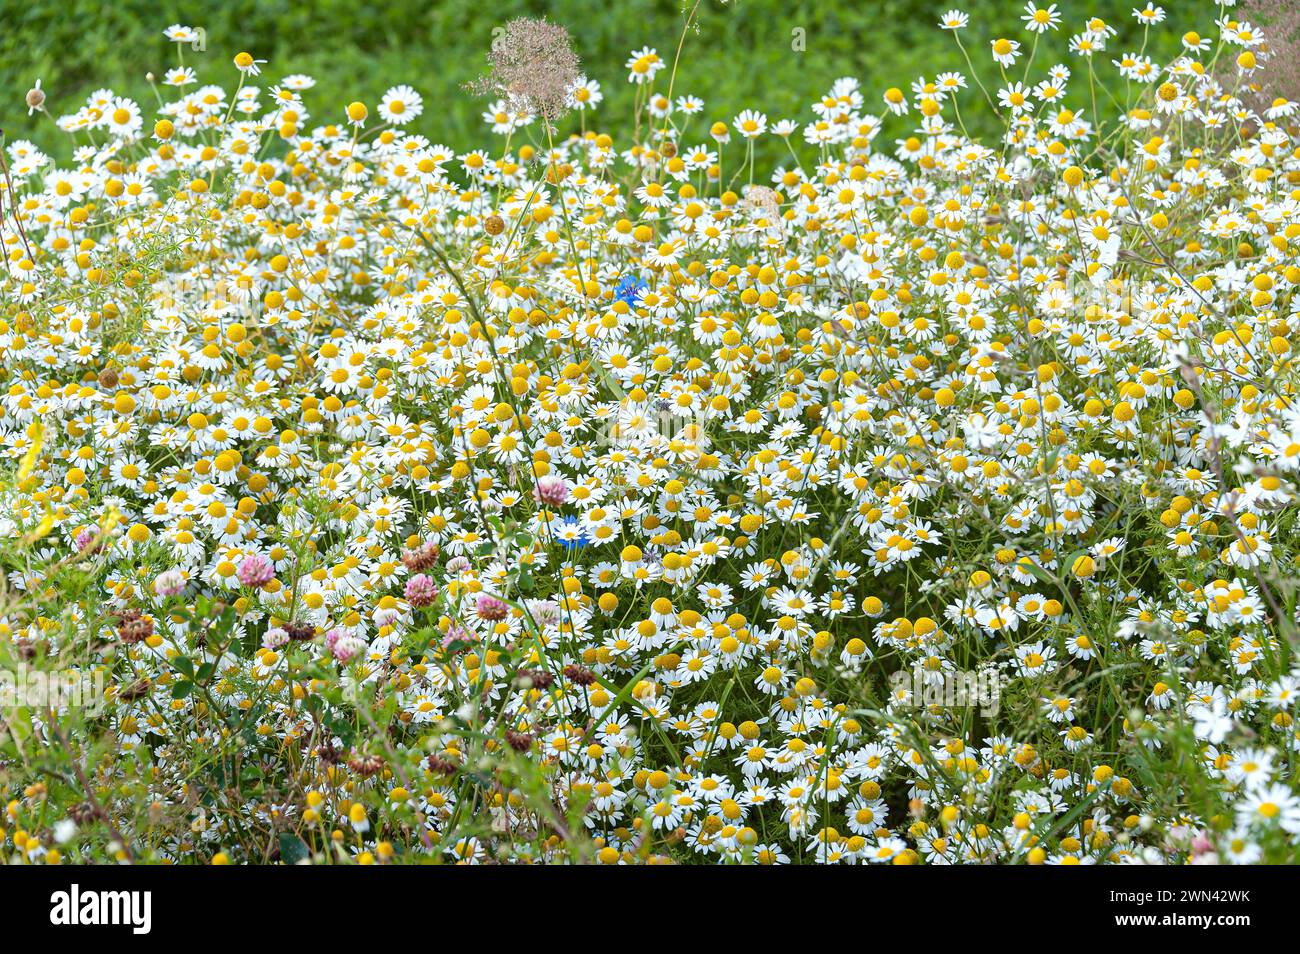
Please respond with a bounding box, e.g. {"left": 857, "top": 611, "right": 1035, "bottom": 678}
{"left": 514, "top": 667, "right": 553, "bottom": 691}
{"left": 504, "top": 729, "right": 534, "bottom": 752}
{"left": 119, "top": 677, "right": 152, "bottom": 701}
{"left": 470, "top": 17, "right": 580, "bottom": 122}
{"left": 347, "top": 753, "right": 385, "bottom": 777}
{"left": 426, "top": 754, "right": 459, "bottom": 775}
{"left": 561, "top": 664, "right": 596, "bottom": 687}
{"left": 400, "top": 540, "right": 441, "bottom": 573}
{"left": 116, "top": 609, "right": 154, "bottom": 645}
{"left": 283, "top": 621, "right": 316, "bottom": 642}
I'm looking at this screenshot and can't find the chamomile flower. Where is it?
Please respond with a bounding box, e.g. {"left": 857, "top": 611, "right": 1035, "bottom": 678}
{"left": 379, "top": 85, "right": 423, "bottom": 124}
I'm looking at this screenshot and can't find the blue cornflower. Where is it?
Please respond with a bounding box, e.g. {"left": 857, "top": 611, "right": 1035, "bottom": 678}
{"left": 614, "top": 275, "right": 647, "bottom": 308}
{"left": 554, "top": 516, "right": 590, "bottom": 550}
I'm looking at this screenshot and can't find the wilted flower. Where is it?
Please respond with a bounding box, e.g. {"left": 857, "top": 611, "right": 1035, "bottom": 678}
{"left": 25, "top": 79, "right": 45, "bottom": 115}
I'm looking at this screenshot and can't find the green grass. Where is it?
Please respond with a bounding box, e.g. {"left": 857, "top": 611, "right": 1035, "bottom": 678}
{"left": 0, "top": 0, "right": 1181, "bottom": 166}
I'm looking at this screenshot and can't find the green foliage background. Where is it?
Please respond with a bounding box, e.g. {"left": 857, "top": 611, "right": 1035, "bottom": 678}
{"left": 1, "top": 0, "right": 1182, "bottom": 162}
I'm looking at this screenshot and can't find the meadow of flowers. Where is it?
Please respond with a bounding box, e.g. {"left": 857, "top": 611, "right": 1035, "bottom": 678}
{"left": 2, "top": 2, "right": 1300, "bottom": 866}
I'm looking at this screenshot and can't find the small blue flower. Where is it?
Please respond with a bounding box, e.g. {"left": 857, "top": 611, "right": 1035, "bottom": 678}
{"left": 614, "top": 276, "right": 647, "bottom": 308}
{"left": 554, "top": 516, "right": 590, "bottom": 550}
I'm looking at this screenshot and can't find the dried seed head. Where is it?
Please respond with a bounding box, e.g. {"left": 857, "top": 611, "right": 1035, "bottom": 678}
{"left": 119, "top": 678, "right": 152, "bottom": 701}
{"left": 505, "top": 730, "right": 534, "bottom": 752}
{"left": 484, "top": 214, "right": 506, "bottom": 236}
{"left": 347, "top": 754, "right": 385, "bottom": 777}
{"left": 115, "top": 609, "right": 154, "bottom": 645}
{"left": 562, "top": 664, "right": 596, "bottom": 687}
{"left": 283, "top": 621, "right": 316, "bottom": 642}
{"left": 401, "top": 540, "right": 441, "bottom": 573}
{"left": 68, "top": 801, "right": 105, "bottom": 825}
{"left": 426, "top": 754, "right": 459, "bottom": 775}
{"left": 470, "top": 17, "right": 580, "bottom": 122}
{"left": 25, "top": 86, "right": 45, "bottom": 111}
{"left": 515, "top": 668, "right": 553, "bottom": 691}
